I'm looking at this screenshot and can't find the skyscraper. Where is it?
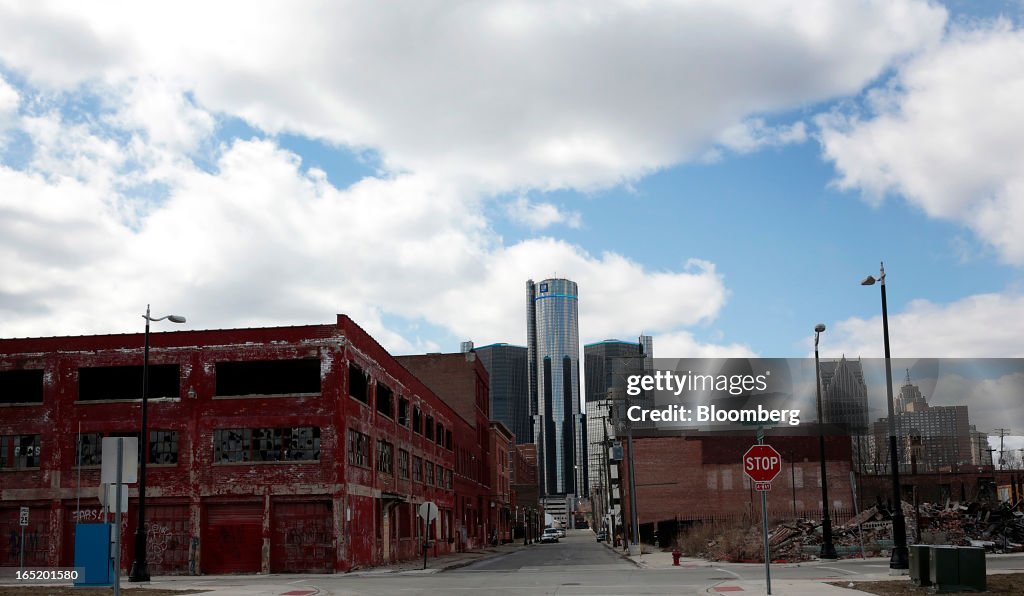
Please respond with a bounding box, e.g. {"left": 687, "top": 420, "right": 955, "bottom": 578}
{"left": 526, "top": 278, "right": 584, "bottom": 496}
{"left": 818, "top": 356, "right": 870, "bottom": 433}
{"left": 583, "top": 337, "right": 652, "bottom": 498}
{"left": 473, "top": 342, "right": 531, "bottom": 444}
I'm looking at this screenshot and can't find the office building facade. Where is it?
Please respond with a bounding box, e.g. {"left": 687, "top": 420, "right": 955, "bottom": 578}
{"left": 473, "top": 343, "right": 531, "bottom": 445}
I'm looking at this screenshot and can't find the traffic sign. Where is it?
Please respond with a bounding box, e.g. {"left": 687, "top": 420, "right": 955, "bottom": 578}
{"left": 19, "top": 507, "right": 29, "bottom": 527}
{"left": 418, "top": 501, "right": 438, "bottom": 523}
{"left": 754, "top": 481, "right": 772, "bottom": 492}
{"left": 743, "top": 444, "right": 782, "bottom": 483}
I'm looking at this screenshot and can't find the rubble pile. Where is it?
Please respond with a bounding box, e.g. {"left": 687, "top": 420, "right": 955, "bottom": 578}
{"left": 681, "top": 499, "right": 1024, "bottom": 563}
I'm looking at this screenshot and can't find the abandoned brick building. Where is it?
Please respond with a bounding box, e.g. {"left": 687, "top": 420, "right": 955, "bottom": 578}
{"left": 0, "top": 315, "right": 524, "bottom": 573}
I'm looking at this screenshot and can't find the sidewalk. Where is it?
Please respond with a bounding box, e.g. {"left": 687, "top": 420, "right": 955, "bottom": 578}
{"left": 347, "top": 540, "right": 529, "bottom": 575}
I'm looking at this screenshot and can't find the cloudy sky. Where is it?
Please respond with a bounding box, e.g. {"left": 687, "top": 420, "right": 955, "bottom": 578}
{"left": 2, "top": 0, "right": 1024, "bottom": 436}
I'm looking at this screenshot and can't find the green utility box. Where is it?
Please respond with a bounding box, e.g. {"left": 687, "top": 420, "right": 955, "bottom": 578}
{"left": 928, "top": 545, "right": 986, "bottom": 593}
{"left": 955, "top": 547, "right": 986, "bottom": 592}
{"left": 908, "top": 544, "right": 931, "bottom": 587}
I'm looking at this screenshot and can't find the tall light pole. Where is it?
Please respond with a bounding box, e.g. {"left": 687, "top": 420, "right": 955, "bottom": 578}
{"left": 129, "top": 305, "right": 185, "bottom": 583}
{"left": 814, "top": 323, "right": 837, "bottom": 559}
{"left": 861, "top": 262, "right": 909, "bottom": 570}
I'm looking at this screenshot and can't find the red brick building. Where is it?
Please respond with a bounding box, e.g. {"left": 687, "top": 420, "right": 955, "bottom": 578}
{"left": 395, "top": 352, "right": 493, "bottom": 551}
{"left": 0, "top": 315, "right": 468, "bottom": 573}
{"left": 619, "top": 432, "right": 854, "bottom": 545}
{"left": 489, "top": 421, "right": 514, "bottom": 543}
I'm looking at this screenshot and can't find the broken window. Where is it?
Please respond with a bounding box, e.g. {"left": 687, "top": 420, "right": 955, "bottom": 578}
{"left": 79, "top": 364, "right": 180, "bottom": 401}
{"left": 1, "top": 434, "right": 41, "bottom": 468}
{"left": 76, "top": 433, "right": 104, "bottom": 466}
{"left": 398, "top": 397, "right": 409, "bottom": 426}
{"left": 425, "top": 415, "right": 434, "bottom": 441}
{"left": 398, "top": 448, "right": 410, "bottom": 478}
{"left": 376, "top": 384, "right": 393, "bottom": 418}
{"left": 413, "top": 406, "right": 422, "bottom": 434}
{"left": 0, "top": 369, "right": 44, "bottom": 404}
{"left": 215, "top": 358, "right": 320, "bottom": 396}
{"left": 347, "top": 429, "right": 370, "bottom": 468}
{"left": 435, "top": 422, "right": 444, "bottom": 446}
{"left": 376, "top": 439, "right": 393, "bottom": 474}
{"left": 149, "top": 430, "right": 179, "bottom": 464}
{"left": 349, "top": 363, "right": 369, "bottom": 403}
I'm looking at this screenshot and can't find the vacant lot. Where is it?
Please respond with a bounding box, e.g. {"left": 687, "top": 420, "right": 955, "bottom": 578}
{"left": 835, "top": 572, "right": 1024, "bottom": 595}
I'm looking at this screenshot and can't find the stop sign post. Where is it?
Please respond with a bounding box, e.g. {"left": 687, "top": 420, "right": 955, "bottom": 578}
{"left": 743, "top": 443, "right": 782, "bottom": 595}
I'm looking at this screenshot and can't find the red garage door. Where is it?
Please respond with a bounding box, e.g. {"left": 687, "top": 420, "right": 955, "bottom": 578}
{"left": 270, "top": 500, "right": 333, "bottom": 573}
{"left": 202, "top": 503, "right": 262, "bottom": 574}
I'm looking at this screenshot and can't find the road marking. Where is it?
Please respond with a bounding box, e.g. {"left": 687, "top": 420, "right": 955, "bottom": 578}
{"left": 288, "top": 579, "right": 308, "bottom": 584}
{"left": 712, "top": 587, "right": 744, "bottom": 593}
{"left": 714, "top": 568, "right": 742, "bottom": 579}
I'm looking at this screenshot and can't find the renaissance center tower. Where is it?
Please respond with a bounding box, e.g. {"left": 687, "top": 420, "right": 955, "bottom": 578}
{"left": 527, "top": 278, "right": 585, "bottom": 497}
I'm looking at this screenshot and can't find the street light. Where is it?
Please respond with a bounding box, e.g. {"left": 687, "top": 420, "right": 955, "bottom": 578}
{"left": 129, "top": 305, "right": 185, "bottom": 583}
{"left": 861, "top": 262, "right": 909, "bottom": 571}
{"left": 814, "top": 323, "right": 837, "bottom": 559}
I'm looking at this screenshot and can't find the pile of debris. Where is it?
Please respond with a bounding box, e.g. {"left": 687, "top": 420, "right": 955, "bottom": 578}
{"left": 681, "top": 500, "right": 1024, "bottom": 563}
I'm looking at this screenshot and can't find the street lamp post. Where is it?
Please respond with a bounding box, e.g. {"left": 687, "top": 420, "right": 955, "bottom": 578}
{"left": 814, "top": 323, "right": 837, "bottom": 559}
{"left": 861, "top": 262, "right": 909, "bottom": 571}
{"left": 129, "top": 305, "right": 185, "bottom": 583}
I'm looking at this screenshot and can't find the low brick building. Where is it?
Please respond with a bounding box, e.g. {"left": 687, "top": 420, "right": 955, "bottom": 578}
{"left": 619, "top": 432, "right": 855, "bottom": 545}
{"left": 0, "top": 315, "right": 472, "bottom": 573}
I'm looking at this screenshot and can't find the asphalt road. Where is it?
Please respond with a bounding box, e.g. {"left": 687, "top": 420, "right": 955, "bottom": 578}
{"left": 44, "top": 533, "right": 1024, "bottom": 596}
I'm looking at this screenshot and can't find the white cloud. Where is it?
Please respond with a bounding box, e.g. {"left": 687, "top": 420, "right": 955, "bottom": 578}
{"left": 650, "top": 331, "right": 758, "bottom": 359}
{"left": 818, "top": 21, "right": 1024, "bottom": 264}
{"left": 506, "top": 196, "right": 581, "bottom": 229}
{"left": 0, "top": 75, "right": 18, "bottom": 129}
{"left": 716, "top": 119, "right": 808, "bottom": 154}
{"left": 827, "top": 292, "right": 1024, "bottom": 358}
{"left": 0, "top": 1, "right": 946, "bottom": 192}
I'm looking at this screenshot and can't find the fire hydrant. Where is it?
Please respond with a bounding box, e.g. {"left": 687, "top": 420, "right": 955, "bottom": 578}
{"left": 672, "top": 548, "right": 681, "bottom": 566}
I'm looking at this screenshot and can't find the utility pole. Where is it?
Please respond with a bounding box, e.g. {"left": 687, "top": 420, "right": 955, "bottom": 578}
{"left": 993, "top": 429, "right": 1011, "bottom": 470}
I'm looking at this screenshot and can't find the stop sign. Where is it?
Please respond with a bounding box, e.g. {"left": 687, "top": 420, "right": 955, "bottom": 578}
{"left": 743, "top": 444, "right": 782, "bottom": 483}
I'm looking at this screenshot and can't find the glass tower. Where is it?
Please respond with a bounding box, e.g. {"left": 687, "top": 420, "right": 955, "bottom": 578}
{"left": 527, "top": 278, "right": 583, "bottom": 496}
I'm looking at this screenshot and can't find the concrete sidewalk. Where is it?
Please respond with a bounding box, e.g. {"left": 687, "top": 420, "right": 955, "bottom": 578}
{"left": 347, "top": 540, "right": 530, "bottom": 575}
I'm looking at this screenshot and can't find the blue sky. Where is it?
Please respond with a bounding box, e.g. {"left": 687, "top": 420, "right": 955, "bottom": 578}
{"left": 1, "top": 1, "right": 1023, "bottom": 447}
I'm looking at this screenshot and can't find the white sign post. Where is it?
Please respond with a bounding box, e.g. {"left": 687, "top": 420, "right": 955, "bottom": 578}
{"left": 418, "top": 502, "right": 438, "bottom": 570}
{"left": 19, "top": 507, "right": 28, "bottom": 573}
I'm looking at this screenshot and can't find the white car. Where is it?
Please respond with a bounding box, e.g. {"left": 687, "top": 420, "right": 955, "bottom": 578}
{"left": 540, "top": 528, "right": 560, "bottom": 543}
{"left": 556, "top": 527, "right": 566, "bottom": 538}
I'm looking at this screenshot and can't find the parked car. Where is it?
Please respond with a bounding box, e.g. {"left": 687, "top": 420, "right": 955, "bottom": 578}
{"left": 541, "top": 528, "right": 560, "bottom": 543}
{"left": 556, "top": 527, "right": 566, "bottom": 538}
{"left": 596, "top": 530, "right": 608, "bottom": 542}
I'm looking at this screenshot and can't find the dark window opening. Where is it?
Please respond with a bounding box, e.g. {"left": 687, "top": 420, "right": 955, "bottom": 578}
{"left": 398, "top": 397, "right": 409, "bottom": 426}
{"left": 0, "top": 369, "right": 44, "bottom": 404}
{"left": 445, "top": 430, "right": 452, "bottom": 450}
{"left": 349, "top": 363, "right": 369, "bottom": 403}
{"left": 425, "top": 415, "right": 434, "bottom": 441}
{"left": 79, "top": 364, "right": 180, "bottom": 401}
{"left": 216, "top": 358, "right": 320, "bottom": 396}
{"left": 435, "top": 422, "right": 443, "bottom": 446}
{"left": 413, "top": 406, "right": 422, "bottom": 434}
{"left": 376, "top": 384, "right": 394, "bottom": 418}
{"left": 1, "top": 434, "right": 41, "bottom": 468}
